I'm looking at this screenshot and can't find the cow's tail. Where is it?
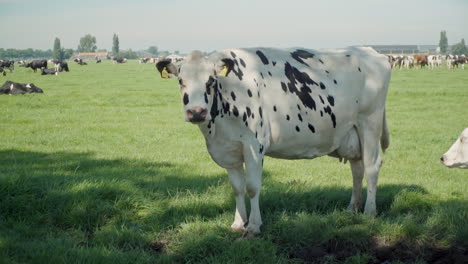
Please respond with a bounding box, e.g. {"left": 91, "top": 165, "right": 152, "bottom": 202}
{"left": 380, "top": 108, "right": 390, "bottom": 153}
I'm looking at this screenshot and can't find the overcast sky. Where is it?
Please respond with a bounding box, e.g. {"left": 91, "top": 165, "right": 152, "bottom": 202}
{"left": 1, "top": 0, "right": 467, "bottom": 53}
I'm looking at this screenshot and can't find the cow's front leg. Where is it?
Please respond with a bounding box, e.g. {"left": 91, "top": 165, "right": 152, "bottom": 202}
{"left": 227, "top": 167, "right": 247, "bottom": 231}
{"left": 243, "top": 144, "right": 264, "bottom": 236}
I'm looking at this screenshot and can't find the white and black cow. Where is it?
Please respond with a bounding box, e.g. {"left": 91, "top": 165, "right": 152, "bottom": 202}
{"left": 0, "top": 80, "right": 43, "bottom": 94}
{"left": 53, "top": 61, "right": 69, "bottom": 72}
{"left": 25, "top": 60, "right": 47, "bottom": 72}
{"left": 156, "top": 47, "right": 391, "bottom": 236}
{"left": 441, "top": 128, "right": 468, "bottom": 169}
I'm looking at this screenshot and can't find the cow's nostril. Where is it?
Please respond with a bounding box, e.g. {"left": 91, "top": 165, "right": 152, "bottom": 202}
{"left": 440, "top": 156, "right": 444, "bottom": 162}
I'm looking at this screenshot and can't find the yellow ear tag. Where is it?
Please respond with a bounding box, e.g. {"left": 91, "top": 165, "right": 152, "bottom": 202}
{"left": 219, "top": 66, "right": 228, "bottom": 77}
{"left": 161, "top": 67, "right": 169, "bottom": 78}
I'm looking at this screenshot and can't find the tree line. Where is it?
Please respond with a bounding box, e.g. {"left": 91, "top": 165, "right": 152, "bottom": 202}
{"left": 439, "top": 30, "right": 467, "bottom": 55}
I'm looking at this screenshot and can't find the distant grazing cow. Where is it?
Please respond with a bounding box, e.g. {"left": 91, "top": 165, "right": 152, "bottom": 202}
{"left": 156, "top": 47, "right": 391, "bottom": 235}
{"left": 41, "top": 67, "right": 58, "bottom": 75}
{"left": 139, "top": 58, "right": 149, "bottom": 64}
{"left": 441, "top": 128, "right": 468, "bottom": 169}
{"left": 413, "top": 55, "right": 428, "bottom": 68}
{"left": 0, "top": 60, "right": 14, "bottom": 72}
{"left": 0, "top": 80, "right": 43, "bottom": 94}
{"left": 452, "top": 56, "right": 466, "bottom": 70}
{"left": 96, "top": 59, "right": 102, "bottom": 63}
{"left": 113, "top": 58, "right": 127, "bottom": 64}
{"left": 25, "top": 60, "right": 47, "bottom": 72}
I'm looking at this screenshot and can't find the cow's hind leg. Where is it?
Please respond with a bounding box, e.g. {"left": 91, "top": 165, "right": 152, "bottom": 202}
{"left": 347, "top": 159, "right": 364, "bottom": 212}
{"left": 227, "top": 167, "right": 248, "bottom": 231}
{"left": 358, "top": 121, "right": 383, "bottom": 216}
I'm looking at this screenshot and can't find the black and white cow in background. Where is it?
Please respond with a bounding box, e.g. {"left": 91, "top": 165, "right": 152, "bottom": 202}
{"left": 156, "top": 47, "right": 391, "bottom": 236}
{"left": 0, "top": 80, "right": 43, "bottom": 94}
{"left": 53, "top": 60, "right": 69, "bottom": 72}
{"left": 0, "top": 59, "right": 14, "bottom": 73}
{"left": 0, "top": 67, "right": 5, "bottom": 76}
{"left": 25, "top": 60, "right": 47, "bottom": 72}
{"left": 113, "top": 57, "right": 127, "bottom": 64}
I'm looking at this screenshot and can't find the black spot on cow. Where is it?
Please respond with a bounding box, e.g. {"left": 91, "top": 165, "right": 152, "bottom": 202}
{"left": 258, "top": 91, "right": 260, "bottom": 97}
{"left": 291, "top": 49, "right": 315, "bottom": 66}
{"left": 178, "top": 78, "right": 184, "bottom": 86}
{"left": 205, "top": 76, "right": 215, "bottom": 95}
{"left": 325, "top": 70, "right": 329, "bottom": 74}
{"left": 260, "top": 72, "right": 264, "bottom": 79}
{"left": 245, "top": 121, "right": 248, "bottom": 127}
{"left": 327, "top": 95, "right": 335, "bottom": 106}
{"left": 222, "top": 101, "right": 231, "bottom": 114}
{"left": 183, "top": 93, "right": 189, "bottom": 105}
{"left": 246, "top": 107, "right": 252, "bottom": 117}
{"left": 256, "top": 50, "right": 269, "bottom": 65}
{"left": 319, "top": 59, "right": 324, "bottom": 64}
{"left": 298, "top": 114, "right": 303, "bottom": 122}
{"left": 219, "top": 83, "right": 223, "bottom": 89}
{"left": 331, "top": 113, "right": 336, "bottom": 128}
{"left": 255, "top": 132, "right": 258, "bottom": 138}
{"left": 273, "top": 105, "right": 277, "bottom": 112}
{"left": 251, "top": 113, "right": 255, "bottom": 119}
{"left": 259, "top": 144, "right": 264, "bottom": 154}
{"left": 319, "top": 82, "right": 326, "bottom": 90}
{"left": 346, "top": 54, "right": 351, "bottom": 57}
{"left": 247, "top": 89, "right": 253, "bottom": 97}
{"left": 281, "top": 82, "right": 287, "bottom": 92}
{"left": 284, "top": 62, "right": 318, "bottom": 111}
{"left": 259, "top": 107, "right": 263, "bottom": 118}
{"left": 207, "top": 122, "right": 211, "bottom": 129}
{"left": 230, "top": 51, "right": 236, "bottom": 58}
{"left": 334, "top": 79, "right": 337, "bottom": 84}
{"left": 320, "top": 111, "right": 323, "bottom": 117}
{"left": 209, "top": 130, "right": 211, "bottom": 134}
{"left": 204, "top": 92, "right": 208, "bottom": 104}
{"left": 319, "top": 95, "right": 325, "bottom": 104}
{"left": 358, "top": 67, "right": 361, "bottom": 72}
{"left": 240, "top": 58, "right": 246, "bottom": 68}
{"left": 308, "top": 123, "right": 315, "bottom": 133}
{"left": 231, "top": 91, "right": 236, "bottom": 101}
{"left": 324, "top": 106, "right": 332, "bottom": 114}
{"left": 286, "top": 115, "right": 290, "bottom": 121}
{"left": 233, "top": 106, "right": 239, "bottom": 117}
{"left": 272, "top": 61, "right": 277, "bottom": 66}
{"left": 295, "top": 126, "right": 300, "bottom": 132}
{"left": 260, "top": 121, "right": 263, "bottom": 127}
{"left": 210, "top": 89, "right": 219, "bottom": 122}
{"left": 297, "top": 104, "right": 301, "bottom": 111}
{"left": 268, "top": 71, "right": 272, "bottom": 76}
{"left": 243, "top": 112, "right": 247, "bottom": 122}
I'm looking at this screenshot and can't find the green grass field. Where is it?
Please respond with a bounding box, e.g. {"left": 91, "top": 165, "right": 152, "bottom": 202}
{"left": 0, "top": 60, "right": 467, "bottom": 263}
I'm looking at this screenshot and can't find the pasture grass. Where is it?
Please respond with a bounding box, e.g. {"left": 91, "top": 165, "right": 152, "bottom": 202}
{"left": 0, "top": 60, "right": 467, "bottom": 263}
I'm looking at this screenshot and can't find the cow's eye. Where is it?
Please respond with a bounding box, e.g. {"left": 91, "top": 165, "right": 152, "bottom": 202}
{"left": 178, "top": 78, "right": 186, "bottom": 88}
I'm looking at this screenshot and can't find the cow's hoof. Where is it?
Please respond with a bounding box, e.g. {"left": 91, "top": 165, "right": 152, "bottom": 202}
{"left": 231, "top": 223, "right": 246, "bottom": 232}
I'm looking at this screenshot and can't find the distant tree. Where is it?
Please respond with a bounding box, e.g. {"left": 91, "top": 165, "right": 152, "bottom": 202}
{"left": 439, "top": 31, "right": 448, "bottom": 54}
{"left": 112, "top": 33, "right": 119, "bottom": 55}
{"left": 451, "top": 38, "right": 467, "bottom": 55}
{"left": 174, "top": 50, "right": 180, "bottom": 55}
{"left": 63, "top": 49, "right": 75, "bottom": 59}
{"left": 147, "top": 46, "right": 158, "bottom": 55}
{"left": 77, "top": 34, "right": 97, "bottom": 52}
{"left": 117, "top": 49, "right": 138, "bottom": 59}
{"left": 52, "top": 37, "right": 65, "bottom": 60}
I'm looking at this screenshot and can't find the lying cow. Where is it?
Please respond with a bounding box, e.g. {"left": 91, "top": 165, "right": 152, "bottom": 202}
{"left": 156, "top": 47, "right": 391, "bottom": 236}
{"left": 25, "top": 60, "right": 47, "bottom": 72}
{"left": 0, "top": 80, "right": 43, "bottom": 94}
{"left": 441, "top": 128, "right": 468, "bottom": 169}
{"left": 41, "top": 67, "right": 58, "bottom": 75}
{"left": 113, "top": 58, "right": 127, "bottom": 64}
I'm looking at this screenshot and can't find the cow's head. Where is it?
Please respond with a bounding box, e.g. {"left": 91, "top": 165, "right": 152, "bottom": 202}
{"left": 441, "top": 128, "right": 468, "bottom": 169}
{"left": 156, "top": 51, "right": 234, "bottom": 123}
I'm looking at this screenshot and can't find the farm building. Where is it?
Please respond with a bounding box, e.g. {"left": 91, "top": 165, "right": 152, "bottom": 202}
{"left": 366, "top": 45, "right": 420, "bottom": 54}
{"left": 72, "top": 52, "right": 110, "bottom": 60}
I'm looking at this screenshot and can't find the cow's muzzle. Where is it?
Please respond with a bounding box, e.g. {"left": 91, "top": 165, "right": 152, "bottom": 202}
{"left": 186, "top": 107, "right": 208, "bottom": 123}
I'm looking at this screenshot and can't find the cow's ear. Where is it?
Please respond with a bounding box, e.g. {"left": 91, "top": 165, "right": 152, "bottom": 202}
{"left": 215, "top": 58, "right": 234, "bottom": 77}
{"left": 156, "top": 60, "right": 178, "bottom": 78}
